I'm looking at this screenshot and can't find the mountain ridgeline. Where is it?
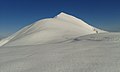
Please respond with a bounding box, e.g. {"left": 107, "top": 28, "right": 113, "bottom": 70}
{"left": 0, "top": 12, "right": 106, "bottom": 47}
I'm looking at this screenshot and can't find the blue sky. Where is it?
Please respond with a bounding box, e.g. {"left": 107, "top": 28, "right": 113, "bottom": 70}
{"left": 0, "top": 0, "right": 120, "bottom": 37}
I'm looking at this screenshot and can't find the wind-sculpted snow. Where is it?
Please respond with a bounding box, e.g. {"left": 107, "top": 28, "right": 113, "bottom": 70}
{"left": 0, "top": 12, "right": 105, "bottom": 47}
{"left": 0, "top": 33, "right": 120, "bottom": 72}
{"left": 72, "top": 32, "right": 120, "bottom": 42}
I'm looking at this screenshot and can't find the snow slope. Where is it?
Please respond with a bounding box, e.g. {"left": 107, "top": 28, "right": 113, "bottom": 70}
{"left": 0, "top": 12, "right": 105, "bottom": 47}
{"left": 0, "top": 12, "right": 120, "bottom": 72}
{"left": 0, "top": 32, "right": 120, "bottom": 72}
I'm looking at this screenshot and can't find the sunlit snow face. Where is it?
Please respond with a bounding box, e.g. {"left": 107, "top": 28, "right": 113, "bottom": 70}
{"left": 0, "top": 13, "right": 106, "bottom": 47}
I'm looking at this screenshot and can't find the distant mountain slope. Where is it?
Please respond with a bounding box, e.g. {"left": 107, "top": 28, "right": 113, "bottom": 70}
{"left": 0, "top": 12, "right": 106, "bottom": 47}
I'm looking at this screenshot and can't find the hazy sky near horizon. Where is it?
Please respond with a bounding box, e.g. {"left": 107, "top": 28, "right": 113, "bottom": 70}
{"left": 0, "top": 0, "right": 120, "bottom": 37}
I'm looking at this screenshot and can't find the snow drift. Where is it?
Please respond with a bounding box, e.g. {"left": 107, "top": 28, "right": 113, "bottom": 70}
{"left": 0, "top": 12, "right": 105, "bottom": 47}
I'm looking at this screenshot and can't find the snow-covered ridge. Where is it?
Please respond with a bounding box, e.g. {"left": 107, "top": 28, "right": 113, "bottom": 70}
{"left": 56, "top": 12, "right": 104, "bottom": 32}
{"left": 0, "top": 12, "right": 106, "bottom": 47}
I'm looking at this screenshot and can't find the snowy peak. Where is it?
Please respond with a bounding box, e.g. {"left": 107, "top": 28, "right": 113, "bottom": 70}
{"left": 56, "top": 12, "right": 105, "bottom": 32}
{"left": 0, "top": 12, "right": 106, "bottom": 47}
{"left": 56, "top": 12, "right": 71, "bottom": 17}
{"left": 56, "top": 12, "right": 96, "bottom": 31}
{"left": 56, "top": 12, "right": 78, "bottom": 20}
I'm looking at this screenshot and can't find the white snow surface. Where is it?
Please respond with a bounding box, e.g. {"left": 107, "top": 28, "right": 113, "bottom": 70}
{"left": 1, "top": 12, "right": 119, "bottom": 72}
{"left": 0, "top": 32, "right": 120, "bottom": 72}
{"left": 0, "top": 12, "right": 105, "bottom": 47}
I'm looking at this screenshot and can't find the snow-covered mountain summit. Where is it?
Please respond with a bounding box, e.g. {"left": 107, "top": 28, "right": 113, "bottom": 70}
{"left": 0, "top": 12, "right": 106, "bottom": 47}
